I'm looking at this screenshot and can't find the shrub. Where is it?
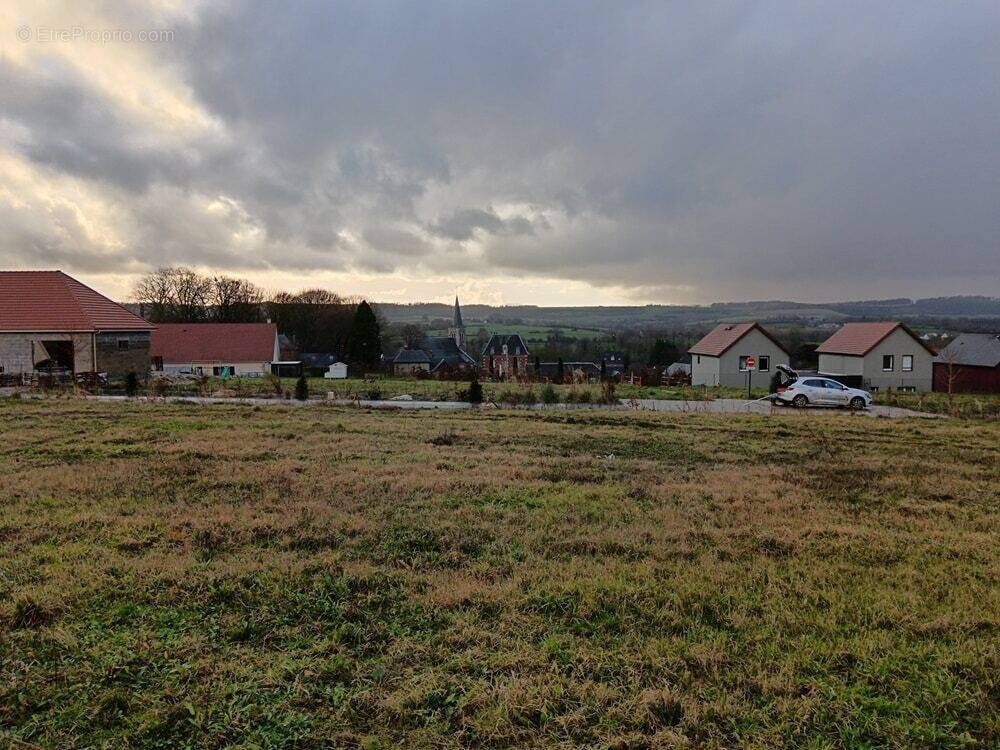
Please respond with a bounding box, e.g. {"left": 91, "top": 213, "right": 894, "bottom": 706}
{"left": 599, "top": 379, "right": 616, "bottom": 404}
{"left": 149, "top": 377, "right": 169, "bottom": 397}
{"left": 124, "top": 371, "right": 139, "bottom": 397}
{"left": 468, "top": 379, "right": 483, "bottom": 404}
{"left": 540, "top": 384, "right": 558, "bottom": 404}
{"left": 294, "top": 375, "right": 309, "bottom": 401}
{"left": 264, "top": 374, "right": 283, "bottom": 397}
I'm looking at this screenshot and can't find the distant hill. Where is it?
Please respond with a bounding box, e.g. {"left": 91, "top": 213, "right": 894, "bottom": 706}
{"left": 377, "top": 296, "right": 1000, "bottom": 332}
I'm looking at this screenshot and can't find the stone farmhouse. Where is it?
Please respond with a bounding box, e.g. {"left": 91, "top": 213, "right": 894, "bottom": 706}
{"left": 0, "top": 271, "right": 153, "bottom": 381}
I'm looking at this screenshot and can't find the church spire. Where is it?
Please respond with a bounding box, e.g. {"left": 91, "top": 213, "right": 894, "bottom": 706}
{"left": 449, "top": 296, "right": 466, "bottom": 350}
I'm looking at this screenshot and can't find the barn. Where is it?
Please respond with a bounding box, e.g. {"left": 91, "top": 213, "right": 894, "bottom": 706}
{"left": 0, "top": 271, "right": 153, "bottom": 381}
{"left": 933, "top": 333, "right": 1000, "bottom": 394}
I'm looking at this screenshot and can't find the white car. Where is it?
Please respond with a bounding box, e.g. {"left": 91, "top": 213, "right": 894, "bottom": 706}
{"left": 776, "top": 376, "right": 873, "bottom": 409}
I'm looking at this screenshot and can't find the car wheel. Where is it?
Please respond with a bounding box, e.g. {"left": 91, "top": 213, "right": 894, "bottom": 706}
{"left": 792, "top": 394, "right": 808, "bottom": 408}
{"left": 850, "top": 396, "right": 866, "bottom": 410}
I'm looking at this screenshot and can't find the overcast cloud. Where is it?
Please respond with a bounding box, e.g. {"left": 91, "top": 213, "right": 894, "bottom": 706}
{"left": 1, "top": 1, "right": 998, "bottom": 303}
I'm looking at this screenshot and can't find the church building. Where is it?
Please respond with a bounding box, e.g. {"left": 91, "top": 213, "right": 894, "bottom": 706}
{"left": 389, "top": 296, "right": 477, "bottom": 376}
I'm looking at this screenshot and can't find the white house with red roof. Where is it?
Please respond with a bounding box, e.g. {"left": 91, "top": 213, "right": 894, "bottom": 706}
{"left": 0, "top": 271, "right": 154, "bottom": 380}
{"left": 150, "top": 323, "right": 281, "bottom": 377}
{"left": 688, "top": 322, "right": 790, "bottom": 388}
{"left": 816, "top": 322, "right": 934, "bottom": 392}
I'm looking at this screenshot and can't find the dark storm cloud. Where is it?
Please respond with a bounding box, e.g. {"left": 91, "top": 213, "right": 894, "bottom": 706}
{"left": 1, "top": 1, "right": 998, "bottom": 300}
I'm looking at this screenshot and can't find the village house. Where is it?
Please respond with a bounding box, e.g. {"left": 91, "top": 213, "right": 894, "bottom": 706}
{"left": 482, "top": 334, "right": 530, "bottom": 379}
{"left": 388, "top": 297, "right": 477, "bottom": 376}
{"left": 933, "top": 333, "right": 1000, "bottom": 394}
{"left": 816, "top": 321, "right": 934, "bottom": 392}
{"left": 150, "top": 322, "right": 281, "bottom": 377}
{"left": 0, "top": 271, "right": 153, "bottom": 381}
{"left": 688, "top": 322, "right": 790, "bottom": 388}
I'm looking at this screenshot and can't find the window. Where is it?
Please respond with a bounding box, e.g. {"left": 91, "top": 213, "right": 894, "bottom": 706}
{"left": 803, "top": 379, "right": 824, "bottom": 387}
{"left": 738, "top": 355, "right": 750, "bottom": 371}
{"left": 902, "top": 355, "right": 913, "bottom": 372}
{"left": 696, "top": 355, "right": 701, "bottom": 364}
{"left": 117, "top": 338, "right": 130, "bottom": 351}
{"left": 757, "top": 355, "right": 770, "bottom": 372}
{"left": 882, "top": 355, "right": 894, "bottom": 371}
{"left": 823, "top": 380, "right": 845, "bottom": 390}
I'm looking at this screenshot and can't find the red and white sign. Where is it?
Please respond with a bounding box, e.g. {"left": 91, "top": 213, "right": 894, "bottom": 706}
{"left": 745, "top": 356, "right": 756, "bottom": 370}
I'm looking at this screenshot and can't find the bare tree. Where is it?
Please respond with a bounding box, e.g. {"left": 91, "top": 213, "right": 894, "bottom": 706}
{"left": 211, "top": 275, "right": 264, "bottom": 323}
{"left": 938, "top": 346, "right": 963, "bottom": 415}
{"left": 400, "top": 323, "right": 426, "bottom": 348}
{"left": 133, "top": 267, "right": 211, "bottom": 322}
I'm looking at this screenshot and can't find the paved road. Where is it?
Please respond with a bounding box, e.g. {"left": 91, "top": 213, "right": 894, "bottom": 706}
{"left": 626, "top": 398, "right": 943, "bottom": 419}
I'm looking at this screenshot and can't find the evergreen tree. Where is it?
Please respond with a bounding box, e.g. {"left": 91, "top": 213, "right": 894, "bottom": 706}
{"left": 468, "top": 377, "right": 483, "bottom": 404}
{"left": 294, "top": 374, "right": 309, "bottom": 401}
{"left": 647, "top": 338, "right": 680, "bottom": 366}
{"left": 347, "top": 301, "right": 382, "bottom": 369}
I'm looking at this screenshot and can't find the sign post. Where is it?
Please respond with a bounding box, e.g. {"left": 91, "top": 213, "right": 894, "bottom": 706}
{"left": 745, "top": 356, "right": 756, "bottom": 398}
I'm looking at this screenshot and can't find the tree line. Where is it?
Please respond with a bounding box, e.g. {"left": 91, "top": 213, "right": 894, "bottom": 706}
{"left": 133, "top": 268, "right": 382, "bottom": 367}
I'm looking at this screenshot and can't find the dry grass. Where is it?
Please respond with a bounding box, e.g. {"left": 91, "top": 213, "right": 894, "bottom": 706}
{"left": 0, "top": 399, "right": 997, "bottom": 749}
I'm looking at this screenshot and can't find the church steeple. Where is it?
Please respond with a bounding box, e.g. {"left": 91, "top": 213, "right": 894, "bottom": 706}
{"left": 449, "top": 296, "right": 466, "bottom": 350}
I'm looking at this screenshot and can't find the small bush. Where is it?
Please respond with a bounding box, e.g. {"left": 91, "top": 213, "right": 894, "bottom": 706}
{"left": 468, "top": 379, "right": 483, "bottom": 404}
{"left": 540, "top": 384, "right": 558, "bottom": 404}
{"left": 149, "top": 378, "right": 169, "bottom": 397}
{"left": 599, "top": 380, "right": 616, "bottom": 404}
{"left": 294, "top": 375, "right": 309, "bottom": 401}
{"left": 124, "top": 371, "right": 139, "bottom": 397}
{"left": 264, "top": 374, "right": 283, "bottom": 397}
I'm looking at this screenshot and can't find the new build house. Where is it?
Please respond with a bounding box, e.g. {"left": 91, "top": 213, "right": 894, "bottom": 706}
{"left": 688, "top": 322, "right": 790, "bottom": 388}
{"left": 816, "top": 322, "right": 934, "bottom": 392}
{"left": 150, "top": 323, "right": 280, "bottom": 376}
{"left": 0, "top": 271, "right": 153, "bottom": 380}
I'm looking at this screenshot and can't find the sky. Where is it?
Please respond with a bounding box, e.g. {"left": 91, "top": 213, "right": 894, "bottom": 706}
{"left": 1, "top": 1, "right": 998, "bottom": 306}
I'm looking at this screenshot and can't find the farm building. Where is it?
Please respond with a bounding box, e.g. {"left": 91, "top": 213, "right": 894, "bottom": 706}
{"left": 300, "top": 352, "right": 344, "bottom": 377}
{"left": 150, "top": 323, "right": 280, "bottom": 376}
{"left": 0, "top": 271, "right": 153, "bottom": 380}
{"left": 933, "top": 333, "right": 1000, "bottom": 393}
{"left": 816, "top": 322, "right": 934, "bottom": 392}
{"left": 688, "top": 322, "right": 790, "bottom": 388}
{"left": 538, "top": 361, "right": 601, "bottom": 382}
{"left": 482, "top": 334, "right": 530, "bottom": 379}
{"left": 390, "top": 348, "right": 431, "bottom": 375}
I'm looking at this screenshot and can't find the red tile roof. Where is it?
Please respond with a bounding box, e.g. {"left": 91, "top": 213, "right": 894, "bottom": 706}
{"left": 151, "top": 323, "right": 278, "bottom": 364}
{"left": 688, "top": 322, "right": 788, "bottom": 357}
{"left": 815, "top": 322, "right": 932, "bottom": 356}
{"left": 0, "top": 271, "right": 153, "bottom": 332}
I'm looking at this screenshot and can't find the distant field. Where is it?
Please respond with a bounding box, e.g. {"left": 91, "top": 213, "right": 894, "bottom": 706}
{"left": 2, "top": 400, "right": 997, "bottom": 748}
{"left": 426, "top": 323, "right": 609, "bottom": 343}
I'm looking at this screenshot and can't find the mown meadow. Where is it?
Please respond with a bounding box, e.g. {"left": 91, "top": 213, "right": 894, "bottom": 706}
{"left": 1, "top": 399, "right": 997, "bottom": 748}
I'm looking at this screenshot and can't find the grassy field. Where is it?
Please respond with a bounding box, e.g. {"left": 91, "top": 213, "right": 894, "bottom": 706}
{"left": 1, "top": 400, "right": 998, "bottom": 749}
